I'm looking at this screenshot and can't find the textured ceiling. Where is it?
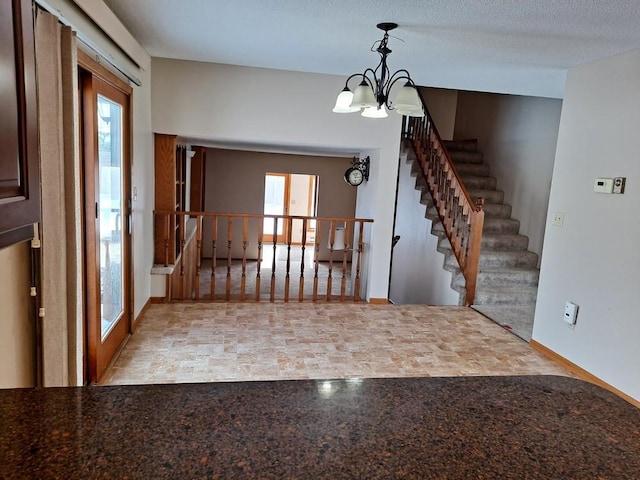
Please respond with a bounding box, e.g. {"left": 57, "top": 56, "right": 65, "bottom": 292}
{"left": 104, "top": 0, "right": 640, "bottom": 99}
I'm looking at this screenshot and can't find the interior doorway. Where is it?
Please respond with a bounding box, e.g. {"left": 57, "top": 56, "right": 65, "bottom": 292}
{"left": 263, "top": 173, "right": 318, "bottom": 244}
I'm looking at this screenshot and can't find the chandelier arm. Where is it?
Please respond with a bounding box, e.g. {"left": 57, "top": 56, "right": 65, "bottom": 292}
{"left": 386, "top": 73, "right": 414, "bottom": 94}
{"left": 344, "top": 71, "right": 378, "bottom": 91}
{"left": 386, "top": 69, "right": 415, "bottom": 86}
{"left": 343, "top": 73, "right": 363, "bottom": 89}
{"left": 360, "top": 68, "right": 378, "bottom": 89}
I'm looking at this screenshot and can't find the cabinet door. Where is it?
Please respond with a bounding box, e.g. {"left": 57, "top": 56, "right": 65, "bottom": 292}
{"left": 0, "top": 0, "right": 40, "bottom": 246}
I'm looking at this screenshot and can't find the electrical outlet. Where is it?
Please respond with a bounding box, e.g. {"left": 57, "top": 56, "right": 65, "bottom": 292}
{"left": 553, "top": 212, "right": 564, "bottom": 227}
{"left": 613, "top": 177, "right": 626, "bottom": 194}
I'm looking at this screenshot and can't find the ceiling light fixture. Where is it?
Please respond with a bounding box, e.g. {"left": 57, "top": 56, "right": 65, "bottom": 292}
{"left": 333, "top": 23, "right": 424, "bottom": 118}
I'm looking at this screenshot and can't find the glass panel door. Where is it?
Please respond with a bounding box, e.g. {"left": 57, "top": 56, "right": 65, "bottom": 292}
{"left": 80, "top": 67, "right": 131, "bottom": 383}
{"left": 97, "top": 95, "right": 124, "bottom": 339}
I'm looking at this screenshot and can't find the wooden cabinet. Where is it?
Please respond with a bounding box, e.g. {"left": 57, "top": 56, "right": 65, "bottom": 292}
{"left": 0, "top": 0, "right": 40, "bottom": 247}
{"left": 154, "top": 133, "right": 186, "bottom": 264}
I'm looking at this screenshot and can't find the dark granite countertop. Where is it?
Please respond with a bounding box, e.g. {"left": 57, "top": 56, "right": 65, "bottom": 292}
{"left": 0, "top": 375, "right": 638, "bottom": 479}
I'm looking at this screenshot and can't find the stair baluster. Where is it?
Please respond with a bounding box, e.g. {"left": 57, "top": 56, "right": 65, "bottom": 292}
{"left": 403, "top": 95, "right": 485, "bottom": 306}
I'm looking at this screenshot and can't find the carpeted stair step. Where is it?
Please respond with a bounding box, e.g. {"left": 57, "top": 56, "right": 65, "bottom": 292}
{"left": 482, "top": 203, "right": 512, "bottom": 218}
{"left": 443, "top": 139, "right": 478, "bottom": 152}
{"left": 420, "top": 192, "right": 510, "bottom": 219}
{"left": 468, "top": 189, "right": 504, "bottom": 204}
{"left": 420, "top": 189, "right": 433, "bottom": 205}
{"left": 472, "top": 285, "right": 539, "bottom": 305}
{"left": 452, "top": 267, "right": 539, "bottom": 288}
{"left": 445, "top": 250, "right": 538, "bottom": 269}
{"left": 449, "top": 151, "right": 484, "bottom": 164}
{"left": 438, "top": 233, "right": 529, "bottom": 251}
{"left": 483, "top": 217, "right": 520, "bottom": 234}
{"left": 460, "top": 175, "right": 497, "bottom": 190}
{"left": 410, "top": 158, "right": 423, "bottom": 177}
{"left": 482, "top": 233, "right": 529, "bottom": 250}
{"left": 414, "top": 175, "right": 427, "bottom": 191}
{"left": 420, "top": 195, "right": 512, "bottom": 219}
{"left": 425, "top": 207, "right": 439, "bottom": 223}
{"left": 454, "top": 163, "right": 491, "bottom": 177}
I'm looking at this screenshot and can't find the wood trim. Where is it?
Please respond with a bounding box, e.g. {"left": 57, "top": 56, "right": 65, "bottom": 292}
{"left": 81, "top": 72, "right": 99, "bottom": 382}
{"left": 96, "top": 333, "right": 131, "bottom": 385}
{"left": 368, "top": 298, "right": 389, "bottom": 305}
{"left": 157, "top": 211, "right": 374, "bottom": 223}
{"left": 153, "top": 133, "right": 179, "bottom": 265}
{"left": 77, "top": 49, "right": 132, "bottom": 95}
{"left": 530, "top": 340, "right": 639, "bottom": 408}
{"left": 189, "top": 146, "right": 206, "bottom": 212}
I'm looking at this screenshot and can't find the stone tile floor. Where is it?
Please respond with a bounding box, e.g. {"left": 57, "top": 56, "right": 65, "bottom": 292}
{"left": 102, "top": 303, "right": 571, "bottom": 385}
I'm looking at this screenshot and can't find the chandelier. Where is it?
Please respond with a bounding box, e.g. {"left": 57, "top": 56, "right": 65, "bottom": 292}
{"left": 333, "top": 23, "right": 424, "bottom": 119}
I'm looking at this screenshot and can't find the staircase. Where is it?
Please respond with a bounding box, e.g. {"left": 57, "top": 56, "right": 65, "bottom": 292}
{"left": 410, "top": 139, "right": 539, "bottom": 341}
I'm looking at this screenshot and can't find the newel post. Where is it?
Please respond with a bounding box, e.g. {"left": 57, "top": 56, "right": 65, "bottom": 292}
{"left": 464, "top": 198, "right": 485, "bottom": 306}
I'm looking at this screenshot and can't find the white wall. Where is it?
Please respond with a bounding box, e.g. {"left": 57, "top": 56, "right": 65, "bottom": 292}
{"left": 389, "top": 155, "right": 460, "bottom": 305}
{"left": 454, "top": 92, "right": 562, "bottom": 263}
{"left": 152, "top": 59, "right": 403, "bottom": 300}
{"left": 130, "top": 66, "right": 154, "bottom": 319}
{"left": 533, "top": 49, "right": 640, "bottom": 402}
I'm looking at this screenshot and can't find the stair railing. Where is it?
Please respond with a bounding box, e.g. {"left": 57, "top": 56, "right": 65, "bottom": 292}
{"left": 402, "top": 95, "right": 484, "bottom": 306}
{"left": 154, "top": 211, "right": 373, "bottom": 303}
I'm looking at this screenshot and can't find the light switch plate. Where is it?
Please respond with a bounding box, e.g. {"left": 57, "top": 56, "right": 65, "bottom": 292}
{"left": 564, "top": 302, "right": 578, "bottom": 325}
{"left": 594, "top": 178, "right": 613, "bottom": 193}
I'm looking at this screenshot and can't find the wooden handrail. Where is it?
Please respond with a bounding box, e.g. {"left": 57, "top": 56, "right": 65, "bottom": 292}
{"left": 402, "top": 95, "right": 484, "bottom": 305}
{"left": 154, "top": 211, "right": 373, "bottom": 303}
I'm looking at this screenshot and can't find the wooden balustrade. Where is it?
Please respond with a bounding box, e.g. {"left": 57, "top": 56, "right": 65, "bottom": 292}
{"left": 154, "top": 211, "right": 373, "bottom": 303}
{"left": 403, "top": 97, "right": 485, "bottom": 305}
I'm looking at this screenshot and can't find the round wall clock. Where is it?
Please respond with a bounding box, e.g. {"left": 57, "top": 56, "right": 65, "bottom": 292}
{"left": 344, "top": 167, "right": 364, "bottom": 186}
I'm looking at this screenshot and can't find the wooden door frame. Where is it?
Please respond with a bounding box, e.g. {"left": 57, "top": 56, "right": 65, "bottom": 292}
{"left": 78, "top": 51, "right": 133, "bottom": 383}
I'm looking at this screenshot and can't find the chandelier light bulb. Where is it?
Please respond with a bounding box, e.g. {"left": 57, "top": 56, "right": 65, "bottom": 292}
{"left": 350, "top": 81, "right": 377, "bottom": 109}
{"left": 392, "top": 83, "right": 423, "bottom": 112}
{"left": 361, "top": 105, "right": 388, "bottom": 118}
{"left": 333, "top": 88, "right": 361, "bottom": 113}
{"left": 395, "top": 107, "right": 425, "bottom": 117}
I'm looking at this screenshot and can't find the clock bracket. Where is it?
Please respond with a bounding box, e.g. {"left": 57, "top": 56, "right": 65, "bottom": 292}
{"left": 350, "top": 155, "right": 370, "bottom": 181}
